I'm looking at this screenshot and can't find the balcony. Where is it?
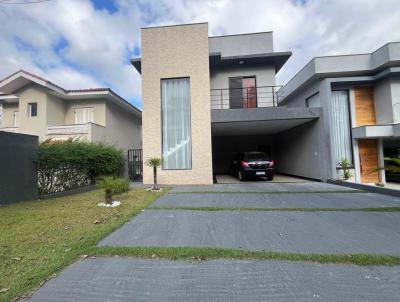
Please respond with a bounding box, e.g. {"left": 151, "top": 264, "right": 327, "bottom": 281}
{"left": 46, "top": 123, "right": 106, "bottom": 142}
{"left": 210, "top": 85, "right": 282, "bottom": 110}
{"left": 0, "top": 127, "right": 19, "bottom": 133}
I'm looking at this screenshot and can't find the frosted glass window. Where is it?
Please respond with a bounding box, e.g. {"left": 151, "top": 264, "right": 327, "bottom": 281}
{"left": 306, "top": 93, "right": 320, "bottom": 108}
{"left": 74, "top": 107, "right": 93, "bottom": 124}
{"left": 162, "top": 78, "right": 192, "bottom": 169}
{"left": 331, "top": 90, "right": 353, "bottom": 166}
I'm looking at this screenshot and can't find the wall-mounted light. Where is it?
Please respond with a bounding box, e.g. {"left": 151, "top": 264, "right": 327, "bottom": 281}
{"left": 239, "top": 60, "right": 244, "bottom": 64}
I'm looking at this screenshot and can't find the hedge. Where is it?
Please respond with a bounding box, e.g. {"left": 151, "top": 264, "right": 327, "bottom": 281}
{"left": 38, "top": 140, "right": 124, "bottom": 194}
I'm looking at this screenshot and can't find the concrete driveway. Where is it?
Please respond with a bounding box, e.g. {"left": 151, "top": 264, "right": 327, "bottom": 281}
{"left": 27, "top": 182, "right": 400, "bottom": 301}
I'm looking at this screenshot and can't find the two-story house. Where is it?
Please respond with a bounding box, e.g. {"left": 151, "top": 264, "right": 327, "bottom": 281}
{"left": 132, "top": 22, "right": 399, "bottom": 186}
{"left": 132, "top": 23, "right": 322, "bottom": 185}
{"left": 278, "top": 42, "right": 400, "bottom": 185}
{"left": 0, "top": 70, "right": 142, "bottom": 151}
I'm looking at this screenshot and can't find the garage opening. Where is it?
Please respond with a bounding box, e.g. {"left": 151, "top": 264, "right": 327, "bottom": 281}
{"left": 211, "top": 117, "right": 322, "bottom": 183}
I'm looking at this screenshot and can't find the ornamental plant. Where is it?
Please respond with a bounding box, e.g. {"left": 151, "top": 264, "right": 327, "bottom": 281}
{"left": 338, "top": 158, "right": 352, "bottom": 180}
{"left": 145, "top": 157, "right": 161, "bottom": 190}
{"left": 98, "top": 177, "right": 129, "bottom": 204}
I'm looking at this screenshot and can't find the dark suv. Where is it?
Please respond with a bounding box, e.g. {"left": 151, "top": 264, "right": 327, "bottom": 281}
{"left": 230, "top": 152, "right": 274, "bottom": 181}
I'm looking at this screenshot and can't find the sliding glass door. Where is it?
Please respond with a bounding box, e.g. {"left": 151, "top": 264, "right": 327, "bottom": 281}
{"left": 161, "top": 78, "right": 192, "bottom": 169}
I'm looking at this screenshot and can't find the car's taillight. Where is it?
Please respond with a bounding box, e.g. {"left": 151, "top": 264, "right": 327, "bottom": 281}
{"left": 241, "top": 161, "right": 249, "bottom": 167}
{"left": 269, "top": 160, "right": 275, "bottom": 168}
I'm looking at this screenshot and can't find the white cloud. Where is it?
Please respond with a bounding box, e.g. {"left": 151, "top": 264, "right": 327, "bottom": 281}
{"left": 0, "top": 0, "right": 399, "bottom": 107}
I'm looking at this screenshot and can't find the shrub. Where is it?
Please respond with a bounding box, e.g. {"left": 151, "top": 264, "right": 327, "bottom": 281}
{"left": 338, "top": 158, "right": 352, "bottom": 180}
{"left": 38, "top": 140, "right": 123, "bottom": 194}
{"left": 98, "top": 177, "right": 129, "bottom": 204}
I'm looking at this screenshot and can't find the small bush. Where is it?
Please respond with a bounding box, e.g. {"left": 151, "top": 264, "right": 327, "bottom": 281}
{"left": 38, "top": 140, "right": 124, "bottom": 194}
{"left": 338, "top": 158, "right": 352, "bottom": 180}
{"left": 98, "top": 177, "right": 129, "bottom": 203}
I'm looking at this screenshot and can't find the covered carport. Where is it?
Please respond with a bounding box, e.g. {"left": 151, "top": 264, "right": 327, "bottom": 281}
{"left": 211, "top": 107, "right": 323, "bottom": 182}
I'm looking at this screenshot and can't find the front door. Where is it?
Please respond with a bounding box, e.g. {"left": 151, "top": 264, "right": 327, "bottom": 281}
{"left": 358, "top": 139, "right": 380, "bottom": 183}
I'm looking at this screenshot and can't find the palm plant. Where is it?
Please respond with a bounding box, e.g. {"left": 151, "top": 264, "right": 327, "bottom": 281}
{"left": 384, "top": 157, "right": 400, "bottom": 173}
{"left": 145, "top": 157, "right": 161, "bottom": 190}
{"left": 338, "top": 158, "right": 352, "bottom": 180}
{"left": 98, "top": 176, "right": 129, "bottom": 204}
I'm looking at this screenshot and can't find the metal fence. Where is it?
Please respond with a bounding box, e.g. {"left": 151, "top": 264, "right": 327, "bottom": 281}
{"left": 128, "top": 149, "right": 143, "bottom": 181}
{"left": 210, "top": 85, "right": 283, "bottom": 109}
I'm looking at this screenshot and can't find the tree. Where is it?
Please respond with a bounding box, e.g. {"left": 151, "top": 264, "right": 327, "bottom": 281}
{"left": 145, "top": 157, "right": 161, "bottom": 190}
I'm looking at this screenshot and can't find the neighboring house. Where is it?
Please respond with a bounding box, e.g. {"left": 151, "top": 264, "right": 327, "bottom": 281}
{"left": 0, "top": 70, "right": 142, "bottom": 151}
{"left": 132, "top": 22, "right": 399, "bottom": 185}
{"left": 278, "top": 42, "right": 400, "bottom": 184}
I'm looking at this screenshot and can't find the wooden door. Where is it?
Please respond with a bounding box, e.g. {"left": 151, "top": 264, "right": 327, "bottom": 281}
{"left": 354, "top": 86, "right": 376, "bottom": 126}
{"left": 358, "top": 139, "right": 380, "bottom": 183}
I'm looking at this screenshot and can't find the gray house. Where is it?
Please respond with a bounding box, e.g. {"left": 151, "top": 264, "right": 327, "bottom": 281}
{"left": 279, "top": 42, "right": 400, "bottom": 184}
{"left": 132, "top": 22, "right": 398, "bottom": 185}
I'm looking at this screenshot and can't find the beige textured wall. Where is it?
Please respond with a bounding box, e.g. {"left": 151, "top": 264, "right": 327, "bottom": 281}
{"left": 141, "top": 23, "right": 213, "bottom": 185}
{"left": 1, "top": 102, "right": 19, "bottom": 127}
{"left": 65, "top": 99, "right": 106, "bottom": 126}
{"left": 17, "top": 84, "right": 48, "bottom": 139}
{"left": 47, "top": 94, "right": 66, "bottom": 126}
{"left": 104, "top": 102, "right": 141, "bottom": 151}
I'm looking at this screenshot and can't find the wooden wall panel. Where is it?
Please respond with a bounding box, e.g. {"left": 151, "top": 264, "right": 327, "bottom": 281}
{"left": 358, "top": 139, "right": 380, "bottom": 184}
{"left": 354, "top": 86, "right": 376, "bottom": 126}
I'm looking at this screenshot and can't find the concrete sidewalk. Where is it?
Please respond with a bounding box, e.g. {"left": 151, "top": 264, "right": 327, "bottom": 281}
{"left": 26, "top": 258, "right": 400, "bottom": 302}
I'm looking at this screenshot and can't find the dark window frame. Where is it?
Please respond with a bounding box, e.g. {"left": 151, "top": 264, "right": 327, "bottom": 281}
{"left": 28, "top": 102, "right": 37, "bottom": 117}
{"left": 228, "top": 75, "right": 258, "bottom": 109}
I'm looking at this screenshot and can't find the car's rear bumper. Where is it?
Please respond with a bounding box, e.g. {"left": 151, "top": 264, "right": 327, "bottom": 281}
{"left": 242, "top": 168, "right": 274, "bottom": 177}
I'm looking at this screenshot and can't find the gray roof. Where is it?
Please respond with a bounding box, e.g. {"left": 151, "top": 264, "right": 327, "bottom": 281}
{"left": 279, "top": 42, "right": 400, "bottom": 102}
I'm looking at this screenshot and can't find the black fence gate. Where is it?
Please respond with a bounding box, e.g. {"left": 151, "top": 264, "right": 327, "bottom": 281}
{"left": 128, "top": 149, "right": 143, "bottom": 181}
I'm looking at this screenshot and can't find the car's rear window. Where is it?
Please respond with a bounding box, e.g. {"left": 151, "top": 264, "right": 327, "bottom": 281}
{"left": 244, "top": 152, "right": 270, "bottom": 160}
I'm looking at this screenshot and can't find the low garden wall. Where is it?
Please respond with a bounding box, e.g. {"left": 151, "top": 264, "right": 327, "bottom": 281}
{"left": 0, "top": 132, "right": 39, "bottom": 204}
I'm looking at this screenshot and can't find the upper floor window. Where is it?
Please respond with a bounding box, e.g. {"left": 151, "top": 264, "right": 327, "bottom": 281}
{"left": 28, "top": 102, "right": 37, "bottom": 117}
{"left": 229, "top": 76, "right": 257, "bottom": 109}
{"left": 306, "top": 93, "right": 320, "bottom": 108}
{"left": 74, "top": 107, "right": 93, "bottom": 124}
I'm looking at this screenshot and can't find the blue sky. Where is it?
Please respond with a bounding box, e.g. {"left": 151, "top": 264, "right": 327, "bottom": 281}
{"left": 1, "top": 0, "right": 400, "bottom": 109}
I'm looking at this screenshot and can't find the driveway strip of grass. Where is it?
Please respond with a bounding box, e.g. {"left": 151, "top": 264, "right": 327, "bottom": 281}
{"left": 149, "top": 206, "right": 400, "bottom": 212}
{"left": 90, "top": 246, "right": 400, "bottom": 266}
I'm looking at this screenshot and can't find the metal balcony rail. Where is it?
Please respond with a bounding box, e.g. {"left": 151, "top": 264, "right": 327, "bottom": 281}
{"left": 210, "top": 85, "right": 283, "bottom": 110}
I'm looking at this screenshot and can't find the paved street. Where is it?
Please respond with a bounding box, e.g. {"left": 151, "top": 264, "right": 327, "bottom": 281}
{"left": 27, "top": 182, "right": 400, "bottom": 301}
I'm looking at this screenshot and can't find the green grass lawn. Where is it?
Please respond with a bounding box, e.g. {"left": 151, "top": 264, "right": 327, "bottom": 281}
{"left": 0, "top": 188, "right": 164, "bottom": 302}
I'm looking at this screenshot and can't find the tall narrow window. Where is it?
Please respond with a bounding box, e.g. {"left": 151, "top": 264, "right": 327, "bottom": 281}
{"left": 74, "top": 107, "right": 93, "bottom": 124}
{"left": 13, "top": 111, "right": 19, "bottom": 127}
{"left": 162, "top": 78, "right": 191, "bottom": 169}
{"left": 28, "top": 102, "right": 37, "bottom": 117}
{"left": 331, "top": 90, "right": 353, "bottom": 166}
